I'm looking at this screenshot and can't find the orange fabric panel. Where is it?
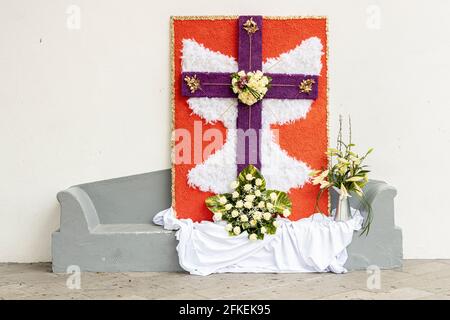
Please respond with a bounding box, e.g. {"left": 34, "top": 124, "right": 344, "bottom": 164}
{"left": 173, "top": 17, "right": 328, "bottom": 221}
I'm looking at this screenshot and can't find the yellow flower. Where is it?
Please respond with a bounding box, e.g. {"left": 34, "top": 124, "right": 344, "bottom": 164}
{"left": 309, "top": 170, "right": 321, "bottom": 177}
{"left": 312, "top": 176, "right": 324, "bottom": 185}
{"left": 319, "top": 170, "right": 329, "bottom": 178}
{"left": 338, "top": 157, "right": 350, "bottom": 165}
{"left": 339, "top": 165, "right": 348, "bottom": 175}
{"left": 320, "top": 180, "right": 331, "bottom": 189}
{"left": 340, "top": 184, "right": 351, "bottom": 198}
{"left": 353, "top": 182, "right": 363, "bottom": 197}
{"left": 346, "top": 176, "right": 364, "bottom": 182}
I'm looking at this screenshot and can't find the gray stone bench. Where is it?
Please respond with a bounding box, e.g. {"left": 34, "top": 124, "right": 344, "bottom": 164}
{"left": 52, "top": 170, "right": 402, "bottom": 272}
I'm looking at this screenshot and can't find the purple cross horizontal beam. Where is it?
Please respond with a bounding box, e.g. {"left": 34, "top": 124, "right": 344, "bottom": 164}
{"left": 180, "top": 16, "right": 319, "bottom": 174}
{"left": 181, "top": 72, "right": 319, "bottom": 100}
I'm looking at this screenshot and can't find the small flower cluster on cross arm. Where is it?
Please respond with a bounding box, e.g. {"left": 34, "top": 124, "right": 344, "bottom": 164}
{"left": 205, "top": 165, "right": 292, "bottom": 240}
{"left": 231, "top": 70, "right": 271, "bottom": 106}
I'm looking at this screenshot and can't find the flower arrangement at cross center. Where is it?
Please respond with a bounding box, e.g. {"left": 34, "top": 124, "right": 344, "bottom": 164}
{"left": 205, "top": 165, "right": 292, "bottom": 240}
{"left": 231, "top": 70, "right": 271, "bottom": 106}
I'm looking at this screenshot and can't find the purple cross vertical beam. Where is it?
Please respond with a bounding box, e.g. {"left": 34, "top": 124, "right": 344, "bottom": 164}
{"left": 236, "top": 15, "right": 263, "bottom": 172}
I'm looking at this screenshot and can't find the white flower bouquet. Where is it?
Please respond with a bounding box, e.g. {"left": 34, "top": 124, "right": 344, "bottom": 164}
{"left": 206, "top": 165, "right": 291, "bottom": 240}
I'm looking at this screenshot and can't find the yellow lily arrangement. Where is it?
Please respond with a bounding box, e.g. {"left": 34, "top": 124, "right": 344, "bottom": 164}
{"left": 310, "top": 116, "right": 374, "bottom": 235}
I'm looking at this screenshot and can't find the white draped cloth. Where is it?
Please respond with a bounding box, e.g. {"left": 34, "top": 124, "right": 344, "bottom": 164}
{"left": 153, "top": 208, "right": 363, "bottom": 276}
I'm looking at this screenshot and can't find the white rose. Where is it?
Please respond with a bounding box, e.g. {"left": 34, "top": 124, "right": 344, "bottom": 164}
{"left": 254, "top": 190, "right": 261, "bottom": 197}
{"left": 232, "top": 191, "right": 239, "bottom": 198}
{"left": 282, "top": 208, "right": 291, "bottom": 217}
{"left": 263, "top": 212, "right": 272, "bottom": 221}
{"left": 245, "top": 194, "right": 255, "bottom": 202}
{"left": 239, "top": 91, "right": 258, "bottom": 106}
{"left": 250, "top": 219, "right": 257, "bottom": 226}
{"left": 255, "top": 178, "right": 263, "bottom": 186}
{"left": 240, "top": 215, "right": 248, "bottom": 222}
{"left": 231, "top": 210, "right": 239, "bottom": 218}
{"left": 245, "top": 173, "right": 254, "bottom": 181}
{"left": 230, "top": 180, "right": 239, "bottom": 189}
{"left": 244, "top": 201, "right": 253, "bottom": 209}
{"left": 273, "top": 220, "right": 279, "bottom": 227}
{"left": 235, "top": 200, "right": 244, "bottom": 208}
{"left": 238, "top": 70, "right": 246, "bottom": 77}
{"left": 261, "top": 77, "right": 269, "bottom": 86}
{"left": 214, "top": 212, "right": 222, "bottom": 221}
{"left": 249, "top": 233, "right": 258, "bottom": 241}
{"left": 258, "top": 201, "right": 265, "bottom": 208}
{"left": 261, "top": 226, "right": 267, "bottom": 234}
{"left": 233, "top": 226, "right": 241, "bottom": 235}
{"left": 219, "top": 197, "right": 227, "bottom": 205}
{"left": 224, "top": 203, "right": 233, "bottom": 211}
{"left": 270, "top": 192, "right": 277, "bottom": 201}
{"left": 243, "top": 184, "right": 252, "bottom": 192}
{"left": 225, "top": 223, "right": 233, "bottom": 232}
{"left": 266, "top": 202, "right": 274, "bottom": 210}
{"left": 253, "top": 211, "right": 262, "bottom": 220}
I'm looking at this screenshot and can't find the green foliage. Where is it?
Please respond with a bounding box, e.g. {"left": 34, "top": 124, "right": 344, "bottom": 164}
{"left": 205, "top": 165, "right": 292, "bottom": 241}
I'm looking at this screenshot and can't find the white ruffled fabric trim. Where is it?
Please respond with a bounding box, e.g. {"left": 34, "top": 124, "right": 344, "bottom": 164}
{"left": 153, "top": 208, "right": 363, "bottom": 276}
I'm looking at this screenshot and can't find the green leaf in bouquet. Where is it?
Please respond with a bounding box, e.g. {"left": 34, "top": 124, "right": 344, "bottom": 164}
{"left": 205, "top": 194, "right": 231, "bottom": 214}
{"left": 265, "top": 190, "right": 292, "bottom": 213}
{"left": 237, "top": 164, "right": 266, "bottom": 191}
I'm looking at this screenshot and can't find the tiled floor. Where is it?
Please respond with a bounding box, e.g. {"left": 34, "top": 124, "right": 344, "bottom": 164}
{"left": 1, "top": 260, "right": 450, "bottom": 300}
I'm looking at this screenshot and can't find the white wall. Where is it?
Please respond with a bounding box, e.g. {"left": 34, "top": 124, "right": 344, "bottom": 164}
{"left": 1, "top": 0, "right": 449, "bottom": 262}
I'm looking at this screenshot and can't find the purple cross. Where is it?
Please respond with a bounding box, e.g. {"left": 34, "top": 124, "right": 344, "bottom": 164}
{"left": 181, "top": 16, "right": 319, "bottom": 174}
